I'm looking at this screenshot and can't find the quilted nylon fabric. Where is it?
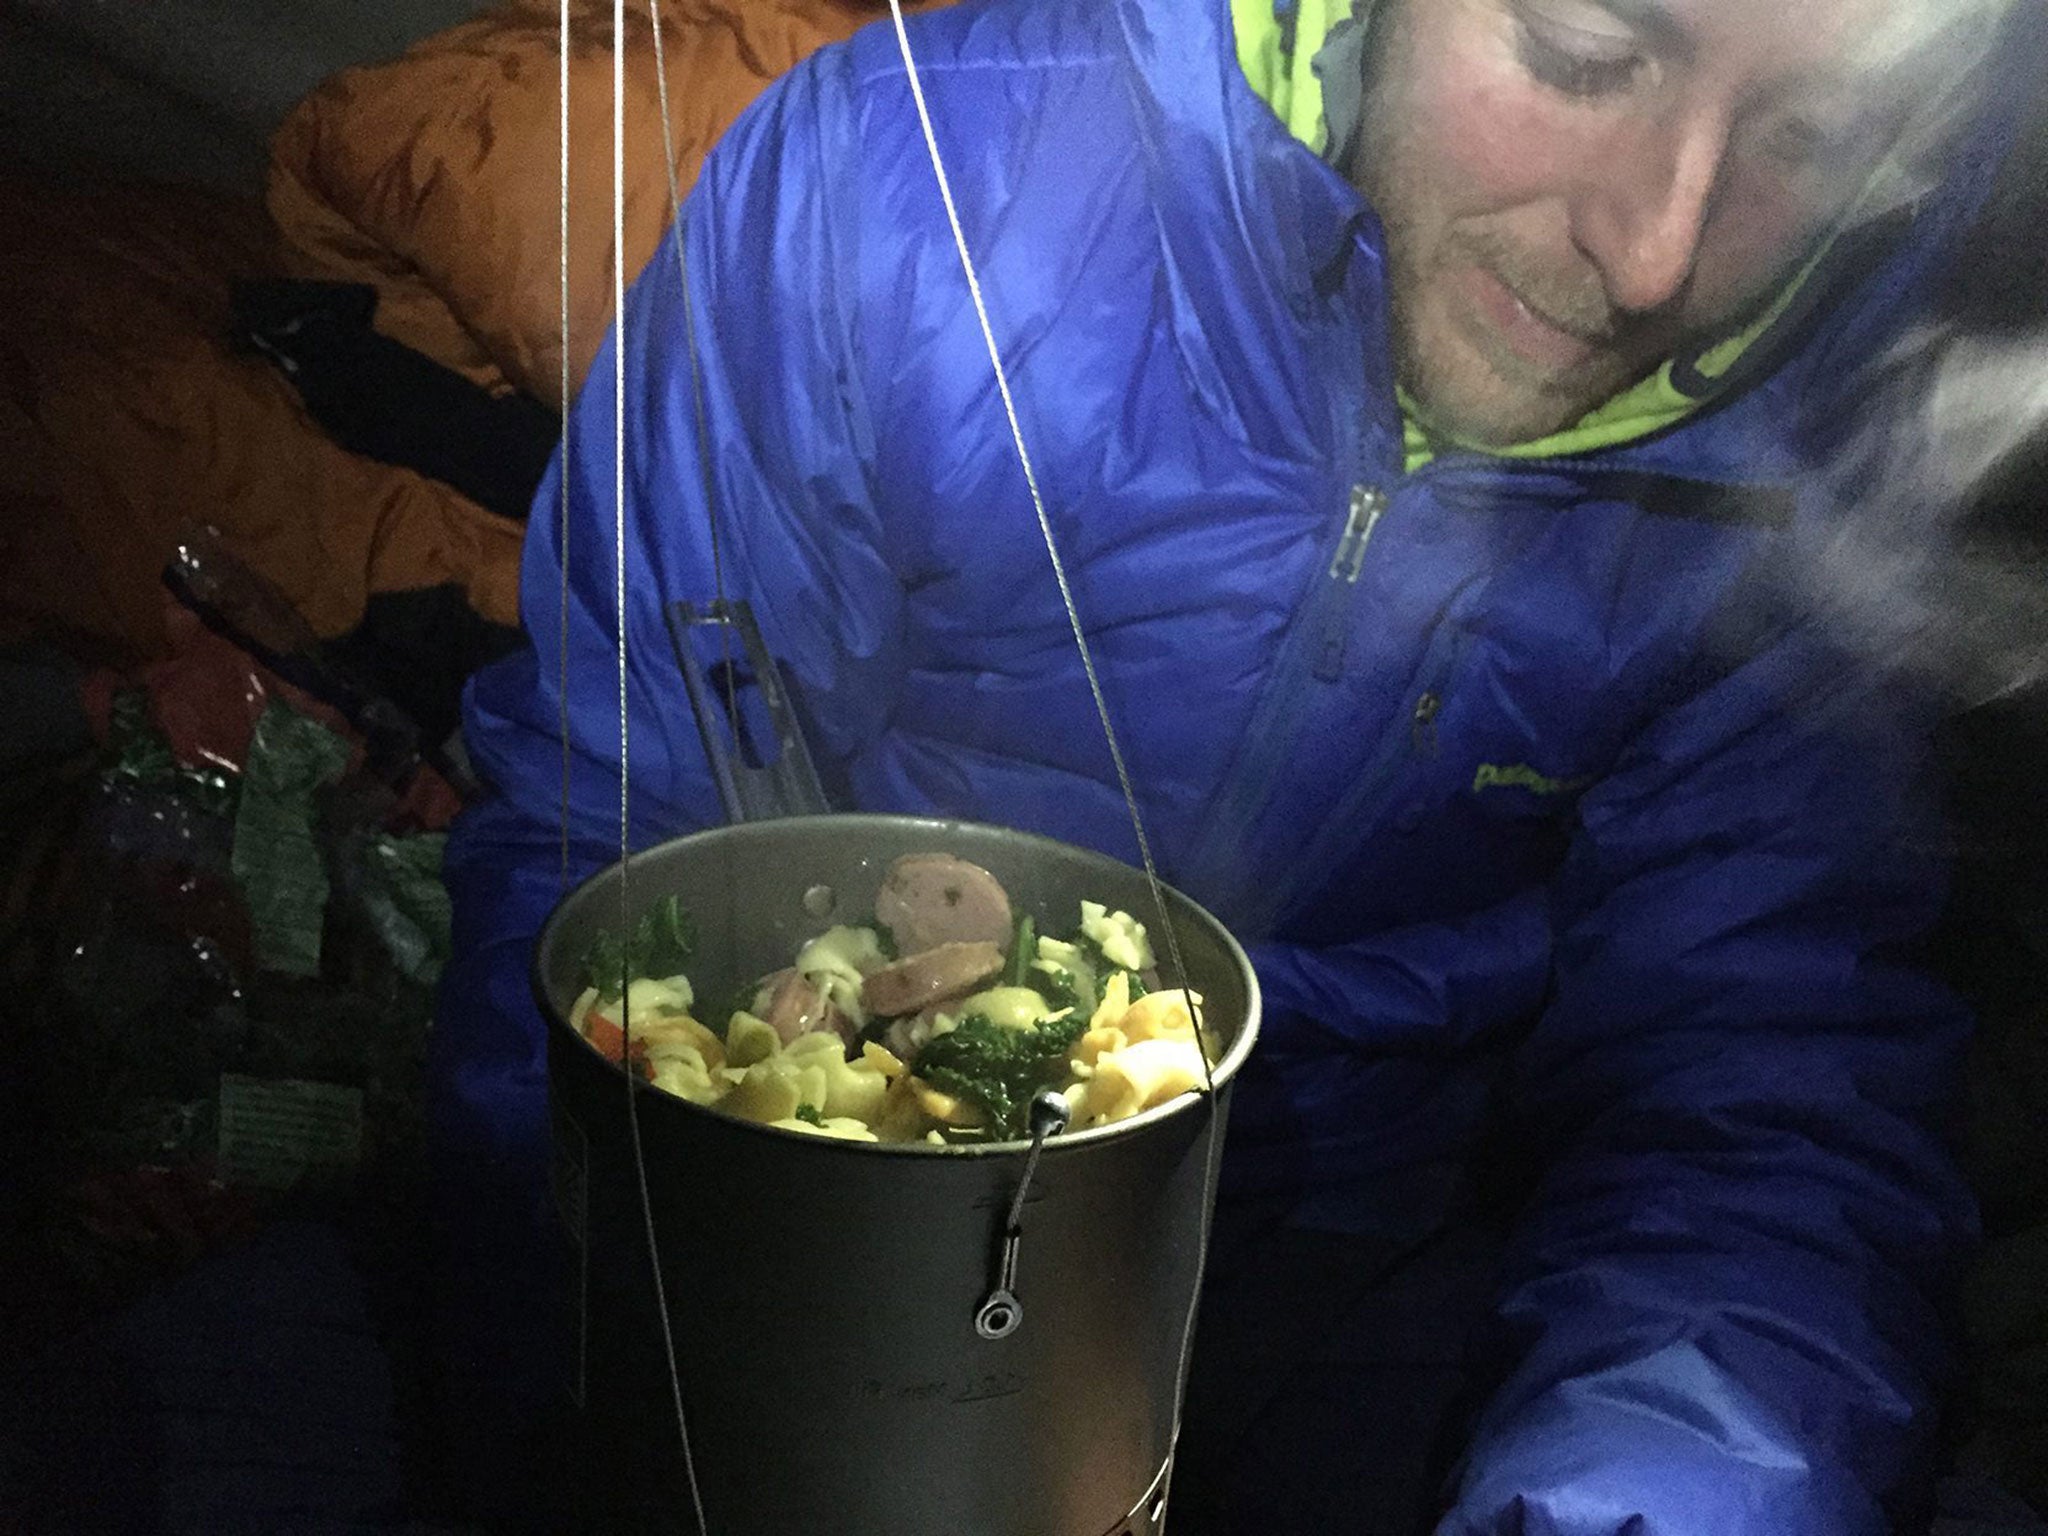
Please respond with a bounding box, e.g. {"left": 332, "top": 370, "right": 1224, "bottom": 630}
{"left": 265, "top": 0, "right": 923, "bottom": 412}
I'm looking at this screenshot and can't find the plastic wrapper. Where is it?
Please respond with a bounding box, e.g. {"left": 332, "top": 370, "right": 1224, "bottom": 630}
{"left": 16, "top": 564, "right": 461, "bottom": 1316}
{"left": 339, "top": 829, "right": 453, "bottom": 989}
{"left": 232, "top": 701, "right": 354, "bottom": 978}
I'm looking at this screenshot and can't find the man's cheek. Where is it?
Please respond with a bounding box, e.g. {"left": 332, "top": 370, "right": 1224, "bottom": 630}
{"left": 1691, "top": 185, "right": 1814, "bottom": 323}
{"left": 1436, "top": 75, "right": 1590, "bottom": 206}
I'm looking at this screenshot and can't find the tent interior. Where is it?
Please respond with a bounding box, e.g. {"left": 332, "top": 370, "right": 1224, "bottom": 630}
{"left": 0, "top": 0, "right": 492, "bottom": 194}
{"left": 1, "top": 0, "right": 2045, "bottom": 1532}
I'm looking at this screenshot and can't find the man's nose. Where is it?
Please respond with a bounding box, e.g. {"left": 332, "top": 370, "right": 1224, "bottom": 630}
{"left": 1572, "top": 110, "right": 1726, "bottom": 316}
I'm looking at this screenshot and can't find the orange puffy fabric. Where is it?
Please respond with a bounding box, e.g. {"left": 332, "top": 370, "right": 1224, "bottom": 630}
{"left": 0, "top": 177, "right": 524, "bottom": 665}
{"left": 266, "top": 0, "right": 918, "bottom": 415}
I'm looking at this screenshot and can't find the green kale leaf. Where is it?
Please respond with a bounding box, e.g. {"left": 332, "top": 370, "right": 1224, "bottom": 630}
{"left": 912, "top": 1010, "right": 1086, "bottom": 1141}
{"left": 581, "top": 894, "right": 698, "bottom": 1004}
{"left": 1001, "top": 913, "right": 1037, "bottom": 988}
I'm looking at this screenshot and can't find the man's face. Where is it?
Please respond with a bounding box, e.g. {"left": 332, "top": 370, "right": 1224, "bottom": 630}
{"left": 1353, "top": 0, "right": 1944, "bottom": 444}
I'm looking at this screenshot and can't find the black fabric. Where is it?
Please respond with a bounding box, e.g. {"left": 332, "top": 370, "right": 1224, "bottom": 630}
{"left": 0, "top": 1220, "right": 416, "bottom": 1536}
{"left": 231, "top": 279, "right": 557, "bottom": 522}
{"left": 1171, "top": 1196, "right": 1504, "bottom": 1536}
{"left": 0, "top": 641, "right": 92, "bottom": 776}
{"left": 328, "top": 586, "right": 524, "bottom": 755}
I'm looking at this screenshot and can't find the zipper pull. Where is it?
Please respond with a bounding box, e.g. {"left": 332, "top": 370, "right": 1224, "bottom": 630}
{"left": 1328, "top": 485, "right": 1387, "bottom": 584}
{"left": 1411, "top": 689, "right": 1441, "bottom": 755}
{"left": 1314, "top": 485, "right": 1387, "bottom": 681}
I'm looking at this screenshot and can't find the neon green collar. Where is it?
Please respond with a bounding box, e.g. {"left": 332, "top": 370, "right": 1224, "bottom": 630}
{"left": 1231, "top": 0, "right": 1360, "bottom": 156}
{"left": 1398, "top": 237, "right": 1831, "bottom": 470}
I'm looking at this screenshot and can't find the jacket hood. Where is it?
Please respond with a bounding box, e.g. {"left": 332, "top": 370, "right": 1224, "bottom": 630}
{"left": 1125, "top": 0, "right": 2046, "bottom": 482}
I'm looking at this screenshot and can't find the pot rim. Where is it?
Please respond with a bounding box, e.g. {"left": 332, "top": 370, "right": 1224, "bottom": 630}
{"left": 531, "top": 812, "right": 1262, "bottom": 1158}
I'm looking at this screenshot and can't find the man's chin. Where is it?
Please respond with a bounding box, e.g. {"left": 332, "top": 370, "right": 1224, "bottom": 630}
{"left": 1406, "top": 347, "right": 1627, "bottom": 449}
{"left": 1408, "top": 386, "right": 1590, "bottom": 450}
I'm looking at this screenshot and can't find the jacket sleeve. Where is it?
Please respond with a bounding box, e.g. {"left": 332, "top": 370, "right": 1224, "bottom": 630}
{"left": 426, "top": 47, "right": 899, "bottom": 1462}
{"left": 1436, "top": 619, "right": 1975, "bottom": 1536}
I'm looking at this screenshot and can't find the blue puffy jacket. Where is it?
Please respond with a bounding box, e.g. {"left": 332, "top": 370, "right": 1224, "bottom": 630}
{"left": 437, "top": 0, "right": 2036, "bottom": 1529}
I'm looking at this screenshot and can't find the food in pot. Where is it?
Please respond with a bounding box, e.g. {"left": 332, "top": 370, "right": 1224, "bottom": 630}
{"left": 566, "top": 854, "right": 1215, "bottom": 1143}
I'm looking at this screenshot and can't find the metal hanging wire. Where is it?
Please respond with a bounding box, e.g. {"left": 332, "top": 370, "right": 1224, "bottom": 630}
{"left": 873, "top": 0, "right": 1214, "bottom": 1096}
{"left": 556, "top": 0, "right": 574, "bottom": 888}
{"left": 557, "top": 0, "right": 1238, "bottom": 1528}
{"left": 872, "top": 5, "right": 1228, "bottom": 1504}
{"left": 560, "top": 0, "right": 713, "bottom": 1528}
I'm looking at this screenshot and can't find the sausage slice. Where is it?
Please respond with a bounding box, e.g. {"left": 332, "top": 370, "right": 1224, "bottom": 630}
{"left": 875, "top": 854, "right": 1013, "bottom": 954}
{"left": 861, "top": 941, "right": 1004, "bottom": 1019}
{"left": 752, "top": 968, "right": 851, "bottom": 1045}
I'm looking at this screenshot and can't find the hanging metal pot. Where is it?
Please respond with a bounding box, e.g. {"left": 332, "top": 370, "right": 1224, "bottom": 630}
{"left": 534, "top": 811, "right": 1259, "bottom": 1536}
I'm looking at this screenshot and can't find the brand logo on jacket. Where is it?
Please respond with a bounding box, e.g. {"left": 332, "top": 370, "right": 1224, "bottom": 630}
{"left": 1471, "top": 762, "right": 1591, "bottom": 798}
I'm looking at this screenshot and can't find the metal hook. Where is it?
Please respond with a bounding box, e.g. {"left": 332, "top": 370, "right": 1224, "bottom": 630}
{"left": 974, "top": 1089, "right": 1071, "bottom": 1340}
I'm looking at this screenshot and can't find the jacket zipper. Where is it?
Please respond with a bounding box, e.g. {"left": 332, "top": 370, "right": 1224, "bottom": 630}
{"left": 1175, "top": 476, "right": 1385, "bottom": 916}
{"left": 1175, "top": 279, "right": 1395, "bottom": 920}
{"left": 1312, "top": 484, "right": 1389, "bottom": 682}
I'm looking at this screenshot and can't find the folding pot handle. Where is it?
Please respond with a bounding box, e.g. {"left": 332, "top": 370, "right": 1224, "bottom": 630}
{"left": 665, "top": 599, "right": 832, "bottom": 825}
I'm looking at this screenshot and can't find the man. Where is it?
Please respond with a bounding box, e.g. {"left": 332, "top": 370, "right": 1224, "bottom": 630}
{"left": 433, "top": 0, "right": 2038, "bottom": 1530}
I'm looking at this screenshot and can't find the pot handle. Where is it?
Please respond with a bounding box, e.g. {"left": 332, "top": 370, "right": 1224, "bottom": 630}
{"left": 665, "top": 599, "right": 833, "bottom": 824}
{"left": 974, "top": 1088, "right": 1074, "bottom": 1340}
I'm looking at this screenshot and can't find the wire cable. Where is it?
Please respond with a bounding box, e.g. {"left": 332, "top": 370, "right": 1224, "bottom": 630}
{"left": 556, "top": 0, "right": 574, "bottom": 888}
{"left": 879, "top": 4, "right": 1227, "bottom": 1523}
{"left": 606, "top": 2, "right": 709, "bottom": 1528}
{"left": 648, "top": 0, "right": 740, "bottom": 734}
{"left": 877, "top": 0, "right": 1213, "bottom": 1093}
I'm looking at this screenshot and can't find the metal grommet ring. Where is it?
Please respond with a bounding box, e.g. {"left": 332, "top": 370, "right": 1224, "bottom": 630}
{"left": 974, "top": 1289, "right": 1022, "bottom": 1339}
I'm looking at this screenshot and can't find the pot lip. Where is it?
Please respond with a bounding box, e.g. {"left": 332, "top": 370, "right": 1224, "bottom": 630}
{"left": 531, "top": 812, "right": 1263, "bottom": 1158}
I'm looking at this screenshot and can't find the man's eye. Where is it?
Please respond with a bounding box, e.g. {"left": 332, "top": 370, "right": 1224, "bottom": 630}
{"left": 1759, "top": 114, "right": 1856, "bottom": 171}
{"left": 1514, "top": 23, "right": 1643, "bottom": 99}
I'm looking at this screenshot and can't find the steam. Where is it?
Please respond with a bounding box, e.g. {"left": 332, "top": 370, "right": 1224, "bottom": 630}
{"left": 1759, "top": 0, "right": 2048, "bottom": 714}
{"left": 1796, "top": 325, "right": 2048, "bottom": 711}
{"left": 1858, "top": 0, "right": 2017, "bottom": 172}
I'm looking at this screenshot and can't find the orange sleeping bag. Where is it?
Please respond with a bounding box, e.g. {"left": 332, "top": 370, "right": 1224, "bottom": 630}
{"left": 266, "top": 0, "right": 918, "bottom": 413}
{"left": 0, "top": 176, "right": 523, "bottom": 664}
{"left": 2, "top": 0, "right": 924, "bottom": 664}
